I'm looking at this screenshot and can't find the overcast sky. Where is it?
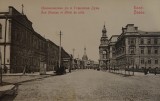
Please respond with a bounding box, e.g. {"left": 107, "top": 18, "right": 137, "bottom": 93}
{"left": 0, "top": 0, "right": 160, "bottom": 61}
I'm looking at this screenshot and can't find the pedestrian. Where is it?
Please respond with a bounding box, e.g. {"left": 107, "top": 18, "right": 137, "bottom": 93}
{"left": 144, "top": 67, "right": 147, "bottom": 75}
{"left": 61, "top": 63, "right": 66, "bottom": 74}
{"left": 64, "top": 66, "right": 66, "bottom": 74}
{"left": 23, "top": 65, "right": 27, "bottom": 74}
{"left": 69, "top": 68, "right": 71, "bottom": 73}
{"left": 155, "top": 67, "right": 157, "bottom": 75}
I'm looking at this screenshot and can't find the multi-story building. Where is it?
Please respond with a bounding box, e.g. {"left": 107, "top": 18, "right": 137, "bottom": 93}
{"left": 0, "top": 6, "right": 71, "bottom": 73}
{"left": 46, "top": 40, "right": 71, "bottom": 71}
{"left": 99, "top": 25, "right": 109, "bottom": 69}
{"left": 0, "top": 6, "right": 46, "bottom": 73}
{"left": 99, "top": 24, "right": 160, "bottom": 71}
{"left": 115, "top": 24, "right": 160, "bottom": 70}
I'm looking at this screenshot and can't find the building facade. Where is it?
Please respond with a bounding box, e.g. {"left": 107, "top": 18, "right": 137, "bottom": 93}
{"left": 0, "top": 6, "right": 71, "bottom": 73}
{"left": 46, "top": 39, "right": 59, "bottom": 71}
{"left": 115, "top": 24, "right": 160, "bottom": 71}
{"left": 99, "top": 25, "right": 109, "bottom": 70}
{"left": 99, "top": 24, "right": 160, "bottom": 71}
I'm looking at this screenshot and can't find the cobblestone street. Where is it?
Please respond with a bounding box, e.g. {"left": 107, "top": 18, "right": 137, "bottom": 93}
{"left": 1, "top": 69, "right": 160, "bottom": 101}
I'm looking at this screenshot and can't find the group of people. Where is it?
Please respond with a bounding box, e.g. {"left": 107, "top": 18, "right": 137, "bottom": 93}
{"left": 23, "top": 65, "right": 34, "bottom": 74}
{"left": 144, "top": 67, "right": 158, "bottom": 75}
{"left": 55, "top": 64, "right": 66, "bottom": 75}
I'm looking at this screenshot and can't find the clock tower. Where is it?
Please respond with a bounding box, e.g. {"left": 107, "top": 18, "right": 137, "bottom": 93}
{"left": 99, "top": 25, "right": 109, "bottom": 70}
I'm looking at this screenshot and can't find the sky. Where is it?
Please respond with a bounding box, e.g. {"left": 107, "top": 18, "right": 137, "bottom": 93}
{"left": 0, "top": 0, "right": 160, "bottom": 61}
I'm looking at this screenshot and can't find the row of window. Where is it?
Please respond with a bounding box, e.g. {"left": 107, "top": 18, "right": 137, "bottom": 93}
{"left": 129, "top": 47, "right": 159, "bottom": 54}
{"left": 140, "top": 48, "right": 158, "bottom": 54}
{"left": 141, "top": 59, "right": 158, "bottom": 64}
{"left": 128, "top": 38, "right": 159, "bottom": 45}
{"left": 12, "top": 56, "right": 39, "bottom": 66}
{"left": 140, "top": 38, "right": 158, "bottom": 45}
{"left": 12, "top": 22, "right": 46, "bottom": 52}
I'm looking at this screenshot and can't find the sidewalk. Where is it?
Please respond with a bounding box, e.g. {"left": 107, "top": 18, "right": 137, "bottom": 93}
{"left": 108, "top": 70, "right": 160, "bottom": 76}
{"left": 0, "top": 71, "right": 55, "bottom": 97}
{"left": 1, "top": 71, "right": 55, "bottom": 84}
{"left": 2, "top": 71, "right": 55, "bottom": 76}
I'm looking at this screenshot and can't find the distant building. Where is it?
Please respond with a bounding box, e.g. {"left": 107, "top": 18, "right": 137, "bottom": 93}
{"left": 88, "top": 59, "right": 94, "bottom": 69}
{"left": 99, "top": 25, "right": 109, "bottom": 70}
{"left": 74, "top": 58, "right": 80, "bottom": 69}
{"left": 82, "top": 47, "right": 88, "bottom": 68}
{"left": 93, "top": 61, "right": 99, "bottom": 69}
{"left": 115, "top": 24, "right": 160, "bottom": 70}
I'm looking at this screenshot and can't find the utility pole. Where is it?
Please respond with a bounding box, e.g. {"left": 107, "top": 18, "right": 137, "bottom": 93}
{"left": 72, "top": 48, "right": 75, "bottom": 70}
{"left": 4, "top": 16, "right": 7, "bottom": 71}
{"left": 58, "top": 31, "right": 62, "bottom": 68}
{"left": 0, "top": 24, "right": 2, "bottom": 84}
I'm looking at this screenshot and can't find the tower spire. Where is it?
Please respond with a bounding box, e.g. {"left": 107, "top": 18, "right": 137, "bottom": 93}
{"left": 84, "top": 46, "right": 86, "bottom": 55}
{"left": 82, "top": 46, "right": 88, "bottom": 60}
{"left": 102, "top": 24, "right": 107, "bottom": 38}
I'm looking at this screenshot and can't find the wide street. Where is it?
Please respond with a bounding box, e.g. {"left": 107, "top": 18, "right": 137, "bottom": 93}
{"left": 1, "top": 69, "right": 160, "bottom": 101}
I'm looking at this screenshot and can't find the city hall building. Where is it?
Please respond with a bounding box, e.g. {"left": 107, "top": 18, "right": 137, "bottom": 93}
{"left": 99, "top": 24, "right": 160, "bottom": 70}
{"left": 115, "top": 24, "right": 160, "bottom": 70}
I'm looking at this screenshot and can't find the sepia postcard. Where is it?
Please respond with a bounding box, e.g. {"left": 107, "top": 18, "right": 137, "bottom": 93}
{"left": 0, "top": 0, "right": 160, "bottom": 101}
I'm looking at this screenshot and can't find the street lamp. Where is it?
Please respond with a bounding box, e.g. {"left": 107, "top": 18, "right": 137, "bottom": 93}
{"left": 58, "top": 31, "right": 62, "bottom": 68}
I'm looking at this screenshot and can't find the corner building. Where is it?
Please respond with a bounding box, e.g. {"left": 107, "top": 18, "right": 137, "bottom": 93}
{"left": 0, "top": 6, "right": 71, "bottom": 73}
{"left": 115, "top": 24, "right": 160, "bottom": 70}
{"left": 0, "top": 6, "right": 47, "bottom": 73}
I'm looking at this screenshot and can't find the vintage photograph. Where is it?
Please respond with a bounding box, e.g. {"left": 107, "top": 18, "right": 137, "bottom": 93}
{"left": 0, "top": 0, "right": 160, "bottom": 101}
